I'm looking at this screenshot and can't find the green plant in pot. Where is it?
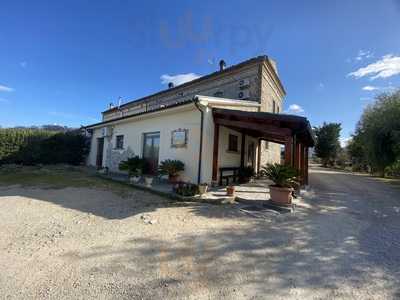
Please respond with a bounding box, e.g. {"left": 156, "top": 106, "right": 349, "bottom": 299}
{"left": 159, "top": 159, "right": 185, "bottom": 183}
{"left": 261, "top": 163, "right": 298, "bottom": 206}
{"left": 119, "top": 156, "right": 145, "bottom": 183}
{"left": 238, "top": 166, "right": 255, "bottom": 183}
{"left": 141, "top": 160, "right": 155, "bottom": 187}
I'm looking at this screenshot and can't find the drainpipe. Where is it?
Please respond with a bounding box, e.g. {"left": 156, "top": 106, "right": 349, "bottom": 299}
{"left": 193, "top": 97, "right": 204, "bottom": 184}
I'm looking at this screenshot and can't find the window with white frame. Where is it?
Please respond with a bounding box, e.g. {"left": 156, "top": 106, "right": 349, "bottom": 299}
{"left": 115, "top": 135, "right": 124, "bottom": 149}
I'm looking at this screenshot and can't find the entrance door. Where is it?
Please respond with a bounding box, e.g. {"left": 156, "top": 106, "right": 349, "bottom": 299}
{"left": 247, "top": 141, "right": 255, "bottom": 169}
{"left": 96, "top": 138, "right": 104, "bottom": 168}
{"left": 143, "top": 132, "right": 160, "bottom": 174}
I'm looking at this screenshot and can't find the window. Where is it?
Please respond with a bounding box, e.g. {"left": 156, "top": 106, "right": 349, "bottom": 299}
{"left": 272, "top": 100, "right": 276, "bottom": 113}
{"left": 277, "top": 105, "right": 280, "bottom": 114}
{"left": 115, "top": 135, "right": 124, "bottom": 149}
{"left": 228, "top": 134, "right": 238, "bottom": 152}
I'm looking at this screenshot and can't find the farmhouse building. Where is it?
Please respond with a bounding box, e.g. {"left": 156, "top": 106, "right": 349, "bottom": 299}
{"left": 85, "top": 56, "right": 314, "bottom": 185}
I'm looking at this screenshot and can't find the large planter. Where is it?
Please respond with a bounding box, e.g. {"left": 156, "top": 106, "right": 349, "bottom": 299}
{"left": 198, "top": 184, "right": 208, "bottom": 195}
{"left": 144, "top": 177, "right": 153, "bottom": 187}
{"left": 269, "top": 186, "right": 293, "bottom": 206}
{"left": 130, "top": 176, "right": 141, "bottom": 184}
{"left": 226, "top": 185, "right": 235, "bottom": 197}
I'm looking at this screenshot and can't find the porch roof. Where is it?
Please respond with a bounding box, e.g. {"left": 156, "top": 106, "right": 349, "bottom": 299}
{"left": 212, "top": 108, "right": 315, "bottom": 147}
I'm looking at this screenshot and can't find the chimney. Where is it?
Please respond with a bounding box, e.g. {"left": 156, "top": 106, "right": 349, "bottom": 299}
{"left": 118, "top": 96, "right": 122, "bottom": 108}
{"left": 219, "top": 59, "right": 226, "bottom": 71}
{"left": 168, "top": 82, "right": 174, "bottom": 89}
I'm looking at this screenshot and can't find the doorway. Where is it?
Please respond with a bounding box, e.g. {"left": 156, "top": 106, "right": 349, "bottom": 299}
{"left": 247, "top": 141, "right": 255, "bottom": 169}
{"left": 96, "top": 138, "right": 104, "bottom": 168}
{"left": 143, "top": 132, "right": 160, "bottom": 174}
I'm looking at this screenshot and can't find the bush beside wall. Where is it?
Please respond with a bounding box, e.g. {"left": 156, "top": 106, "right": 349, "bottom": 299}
{"left": 0, "top": 128, "right": 89, "bottom": 165}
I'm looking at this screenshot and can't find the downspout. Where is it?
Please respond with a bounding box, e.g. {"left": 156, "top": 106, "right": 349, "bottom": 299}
{"left": 193, "top": 97, "right": 204, "bottom": 184}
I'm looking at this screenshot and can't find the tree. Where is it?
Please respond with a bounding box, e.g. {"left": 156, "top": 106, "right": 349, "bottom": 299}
{"left": 351, "top": 89, "right": 400, "bottom": 176}
{"left": 347, "top": 134, "right": 368, "bottom": 172}
{"left": 313, "top": 123, "right": 341, "bottom": 167}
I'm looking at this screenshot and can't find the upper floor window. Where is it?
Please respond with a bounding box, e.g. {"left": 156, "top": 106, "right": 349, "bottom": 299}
{"left": 272, "top": 100, "right": 276, "bottom": 113}
{"left": 115, "top": 135, "right": 124, "bottom": 149}
{"left": 228, "top": 134, "right": 239, "bottom": 152}
{"left": 277, "top": 105, "right": 280, "bottom": 114}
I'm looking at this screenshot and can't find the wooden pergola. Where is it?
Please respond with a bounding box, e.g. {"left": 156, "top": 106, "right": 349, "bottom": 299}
{"left": 212, "top": 108, "right": 315, "bottom": 185}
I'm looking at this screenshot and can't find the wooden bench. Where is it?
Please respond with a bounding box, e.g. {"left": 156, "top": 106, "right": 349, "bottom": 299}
{"left": 219, "top": 167, "right": 240, "bottom": 186}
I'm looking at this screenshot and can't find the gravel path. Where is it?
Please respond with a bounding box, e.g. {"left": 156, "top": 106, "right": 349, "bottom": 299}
{"left": 0, "top": 167, "right": 399, "bottom": 299}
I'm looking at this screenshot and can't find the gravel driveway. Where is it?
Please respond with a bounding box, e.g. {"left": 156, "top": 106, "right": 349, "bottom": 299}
{"left": 0, "top": 166, "right": 399, "bottom": 299}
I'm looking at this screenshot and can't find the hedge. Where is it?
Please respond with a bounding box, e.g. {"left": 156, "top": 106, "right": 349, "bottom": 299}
{"left": 0, "top": 128, "right": 89, "bottom": 165}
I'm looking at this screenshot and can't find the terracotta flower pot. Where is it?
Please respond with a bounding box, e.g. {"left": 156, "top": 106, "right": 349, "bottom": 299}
{"left": 269, "top": 185, "right": 293, "bottom": 206}
{"left": 198, "top": 184, "right": 208, "bottom": 195}
{"left": 144, "top": 177, "right": 153, "bottom": 187}
{"left": 226, "top": 185, "right": 235, "bottom": 197}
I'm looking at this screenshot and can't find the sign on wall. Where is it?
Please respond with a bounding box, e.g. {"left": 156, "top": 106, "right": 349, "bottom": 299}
{"left": 171, "top": 129, "right": 188, "bottom": 148}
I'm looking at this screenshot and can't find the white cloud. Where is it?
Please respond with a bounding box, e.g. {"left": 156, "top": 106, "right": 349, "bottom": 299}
{"left": 355, "top": 50, "right": 374, "bottom": 61}
{"left": 0, "top": 84, "right": 14, "bottom": 92}
{"left": 340, "top": 137, "right": 352, "bottom": 148}
{"left": 286, "top": 104, "right": 304, "bottom": 114}
{"left": 348, "top": 54, "right": 400, "bottom": 80}
{"left": 362, "top": 85, "right": 379, "bottom": 91}
{"left": 160, "top": 73, "right": 201, "bottom": 86}
{"left": 20, "top": 61, "right": 27, "bottom": 68}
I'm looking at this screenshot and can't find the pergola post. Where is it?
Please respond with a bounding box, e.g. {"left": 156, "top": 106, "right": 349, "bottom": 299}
{"left": 212, "top": 123, "right": 219, "bottom": 182}
{"left": 240, "top": 132, "right": 245, "bottom": 168}
{"left": 300, "top": 144, "right": 305, "bottom": 185}
{"left": 257, "top": 139, "right": 261, "bottom": 174}
{"left": 284, "top": 137, "right": 293, "bottom": 166}
{"left": 305, "top": 147, "right": 309, "bottom": 185}
{"left": 294, "top": 141, "right": 301, "bottom": 171}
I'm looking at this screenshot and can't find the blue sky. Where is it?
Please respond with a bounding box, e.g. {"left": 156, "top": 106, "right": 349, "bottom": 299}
{"left": 1, "top": 1, "right": 400, "bottom": 143}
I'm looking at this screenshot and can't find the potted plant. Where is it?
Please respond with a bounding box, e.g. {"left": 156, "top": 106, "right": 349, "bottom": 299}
{"left": 198, "top": 183, "right": 208, "bottom": 195}
{"left": 141, "top": 160, "right": 154, "bottom": 187}
{"left": 261, "top": 163, "right": 298, "bottom": 206}
{"left": 119, "top": 156, "right": 145, "bottom": 183}
{"left": 226, "top": 185, "right": 235, "bottom": 196}
{"left": 158, "top": 159, "right": 185, "bottom": 183}
{"left": 238, "top": 166, "right": 255, "bottom": 183}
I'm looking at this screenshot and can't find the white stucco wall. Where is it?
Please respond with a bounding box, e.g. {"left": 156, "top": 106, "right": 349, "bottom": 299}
{"left": 88, "top": 104, "right": 202, "bottom": 183}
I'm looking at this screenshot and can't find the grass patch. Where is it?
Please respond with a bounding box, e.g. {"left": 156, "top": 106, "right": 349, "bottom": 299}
{"left": 0, "top": 165, "right": 134, "bottom": 196}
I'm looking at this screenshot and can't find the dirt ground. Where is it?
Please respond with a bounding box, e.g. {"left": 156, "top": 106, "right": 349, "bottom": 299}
{"left": 0, "top": 166, "right": 399, "bottom": 299}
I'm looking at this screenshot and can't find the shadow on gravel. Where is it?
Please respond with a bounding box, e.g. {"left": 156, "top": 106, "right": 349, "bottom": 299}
{"left": 63, "top": 211, "right": 400, "bottom": 298}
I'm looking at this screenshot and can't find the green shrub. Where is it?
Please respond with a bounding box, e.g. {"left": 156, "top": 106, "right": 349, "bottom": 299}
{"left": 386, "top": 160, "right": 400, "bottom": 177}
{"left": 119, "top": 156, "right": 145, "bottom": 176}
{"left": 158, "top": 159, "right": 185, "bottom": 177}
{"left": 0, "top": 128, "right": 89, "bottom": 165}
{"left": 261, "top": 163, "right": 298, "bottom": 188}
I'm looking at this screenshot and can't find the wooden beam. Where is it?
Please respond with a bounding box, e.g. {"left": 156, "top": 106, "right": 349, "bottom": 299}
{"left": 294, "top": 142, "right": 302, "bottom": 172}
{"left": 257, "top": 139, "right": 261, "bottom": 174}
{"left": 212, "top": 123, "right": 219, "bottom": 182}
{"left": 284, "top": 137, "right": 293, "bottom": 166}
{"left": 300, "top": 144, "right": 305, "bottom": 185}
{"left": 240, "top": 132, "right": 245, "bottom": 168}
{"left": 305, "top": 147, "right": 309, "bottom": 185}
{"left": 214, "top": 118, "right": 292, "bottom": 138}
